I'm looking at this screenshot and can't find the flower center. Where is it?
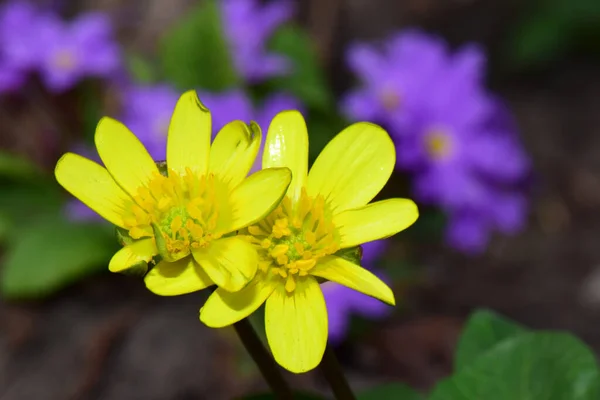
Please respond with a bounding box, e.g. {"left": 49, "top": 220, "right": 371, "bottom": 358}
{"left": 122, "top": 168, "right": 223, "bottom": 261}
{"left": 53, "top": 50, "right": 76, "bottom": 71}
{"left": 380, "top": 88, "right": 401, "bottom": 111}
{"left": 245, "top": 189, "right": 340, "bottom": 293}
{"left": 425, "top": 128, "right": 452, "bottom": 160}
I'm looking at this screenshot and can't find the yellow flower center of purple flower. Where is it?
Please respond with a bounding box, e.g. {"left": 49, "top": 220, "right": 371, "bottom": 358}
{"left": 425, "top": 129, "right": 452, "bottom": 160}
{"left": 245, "top": 189, "right": 340, "bottom": 293}
{"left": 122, "top": 168, "right": 224, "bottom": 261}
{"left": 380, "top": 88, "right": 401, "bottom": 111}
{"left": 53, "top": 50, "right": 76, "bottom": 71}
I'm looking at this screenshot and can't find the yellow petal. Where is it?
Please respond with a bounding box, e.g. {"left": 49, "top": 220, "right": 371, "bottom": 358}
{"left": 306, "top": 122, "right": 395, "bottom": 213}
{"left": 334, "top": 198, "right": 418, "bottom": 248}
{"left": 167, "top": 90, "right": 211, "bottom": 175}
{"left": 217, "top": 167, "right": 292, "bottom": 234}
{"left": 263, "top": 111, "right": 308, "bottom": 204}
{"left": 265, "top": 276, "right": 327, "bottom": 373}
{"left": 192, "top": 236, "right": 258, "bottom": 292}
{"left": 55, "top": 153, "right": 131, "bottom": 228}
{"left": 200, "top": 275, "right": 276, "bottom": 328}
{"left": 144, "top": 257, "right": 214, "bottom": 296}
{"left": 209, "top": 120, "right": 261, "bottom": 188}
{"left": 109, "top": 238, "right": 156, "bottom": 272}
{"left": 312, "top": 256, "right": 395, "bottom": 305}
{"left": 95, "top": 117, "right": 158, "bottom": 196}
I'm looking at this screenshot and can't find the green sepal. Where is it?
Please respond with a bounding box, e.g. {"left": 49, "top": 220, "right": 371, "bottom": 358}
{"left": 334, "top": 246, "right": 363, "bottom": 266}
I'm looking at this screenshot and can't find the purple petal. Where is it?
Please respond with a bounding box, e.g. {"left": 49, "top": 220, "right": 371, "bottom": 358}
{"left": 445, "top": 210, "right": 490, "bottom": 254}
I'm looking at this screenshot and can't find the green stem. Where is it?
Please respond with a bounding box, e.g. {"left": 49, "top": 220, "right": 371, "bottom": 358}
{"left": 320, "top": 346, "right": 357, "bottom": 400}
{"left": 233, "top": 318, "right": 294, "bottom": 400}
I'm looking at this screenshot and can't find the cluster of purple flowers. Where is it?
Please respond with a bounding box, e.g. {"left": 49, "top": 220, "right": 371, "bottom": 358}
{"left": 0, "top": 1, "right": 120, "bottom": 93}
{"left": 343, "top": 30, "right": 530, "bottom": 254}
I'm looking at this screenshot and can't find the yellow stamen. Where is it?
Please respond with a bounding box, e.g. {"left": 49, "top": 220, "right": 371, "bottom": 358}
{"left": 243, "top": 188, "right": 340, "bottom": 293}
{"left": 123, "top": 169, "right": 227, "bottom": 261}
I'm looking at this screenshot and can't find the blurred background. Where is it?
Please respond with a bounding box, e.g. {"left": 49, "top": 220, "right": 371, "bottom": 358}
{"left": 1, "top": 0, "right": 600, "bottom": 398}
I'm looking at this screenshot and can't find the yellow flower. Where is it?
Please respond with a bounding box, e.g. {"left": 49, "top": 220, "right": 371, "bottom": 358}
{"left": 55, "top": 90, "right": 292, "bottom": 293}
{"left": 199, "top": 111, "right": 419, "bottom": 373}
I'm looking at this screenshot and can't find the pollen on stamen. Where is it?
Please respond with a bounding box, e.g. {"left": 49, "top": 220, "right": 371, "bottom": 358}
{"left": 243, "top": 188, "right": 341, "bottom": 293}
{"left": 121, "top": 168, "right": 228, "bottom": 261}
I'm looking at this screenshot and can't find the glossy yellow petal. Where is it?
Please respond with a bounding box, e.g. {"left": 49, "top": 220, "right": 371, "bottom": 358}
{"left": 192, "top": 236, "right": 258, "bottom": 292}
{"left": 167, "top": 90, "right": 211, "bottom": 175}
{"left": 334, "top": 198, "right": 418, "bottom": 248}
{"left": 95, "top": 117, "right": 158, "bottom": 196}
{"left": 55, "top": 153, "right": 131, "bottom": 228}
{"left": 265, "top": 276, "right": 327, "bottom": 373}
{"left": 200, "top": 275, "right": 276, "bottom": 328}
{"left": 263, "top": 111, "right": 308, "bottom": 204}
{"left": 109, "top": 238, "right": 156, "bottom": 273}
{"left": 217, "top": 167, "right": 292, "bottom": 234}
{"left": 306, "top": 122, "right": 395, "bottom": 213}
{"left": 312, "top": 256, "right": 395, "bottom": 305}
{"left": 209, "top": 120, "right": 261, "bottom": 187}
{"left": 144, "top": 257, "right": 214, "bottom": 296}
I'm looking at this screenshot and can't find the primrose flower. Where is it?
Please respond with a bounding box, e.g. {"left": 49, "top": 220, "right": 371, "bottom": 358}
{"left": 199, "top": 111, "right": 419, "bottom": 373}
{"left": 220, "top": 0, "right": 293, "bottom": 82}
{"left": 323, "top": 240, "right": 392, "bottom": 343}
{"left": 55, "top": 90, "right": 292, "bottom": 293}
{"left": 343, "top": 30, "right": 530, "bottom": 253}
{"left": 39, "top": 12, "right": 120, "bottom": 92}
{"left": 0, "top": 1, "right": 43, "bottom": 91}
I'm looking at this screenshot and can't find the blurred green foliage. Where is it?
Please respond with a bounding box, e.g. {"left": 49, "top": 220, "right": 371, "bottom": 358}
{"left": 0, "top": 152, "right": 116, "bottom": 299}
{"left": 160, "top": 0, "right": 240, "bottom": 91}
{"left": 266, "top": 26, "right": 334, "bottom": 112}
{"left": 507, "top": 0, "right": 600, "bottom": 69}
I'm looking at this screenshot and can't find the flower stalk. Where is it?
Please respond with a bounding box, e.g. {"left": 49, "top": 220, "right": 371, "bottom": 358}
{"left": 233, "top": 318, "right": 294, "bottom": 399}
{"left": 320, "top": 346, "right": 357, "bottom": 400}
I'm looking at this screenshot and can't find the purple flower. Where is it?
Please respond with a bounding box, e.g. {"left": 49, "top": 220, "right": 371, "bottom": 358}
{"left": 0, "top": 1, "right": 44, "bottom": 92}
{"left": 220, "top": 0, "right": 293, "bottom": 82}
{"left": 38, "top": 12, "right": 120, "bottom": 92}
{"left": 322, "top": 240, "right": 392, "bottom": 343}
{"left": 121, "top": 84, "right": 180, "bottom": 161}
{"left": 343, "top": 29, "right": 530, "bottom": 254}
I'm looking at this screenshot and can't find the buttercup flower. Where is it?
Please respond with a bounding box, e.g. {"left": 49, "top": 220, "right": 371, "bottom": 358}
{"left": 197, "top": 89, "right": 303, "bottom": 172}
{"left": 200, "top": 111, "right": 418, "bottom": 373}
{"left": 221, "top": 0, "right": 293, "bottom": 82}
{"left": 322, "top": 240, "right": 392, "bottom": 343}
{"left": 55, "top": 90, "right": 292, "bottom": 293}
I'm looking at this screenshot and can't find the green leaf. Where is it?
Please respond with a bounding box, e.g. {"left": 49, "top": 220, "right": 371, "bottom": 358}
{"left": 455, "top": 309, "right": 527, "bottom": 370}
{"left": 0, "top": 151, "right": 39, "bottom": 180}
{"left": 126, "top": 53, "right": 159, "bottom": 84}
{"left": 358, "top": 383, "right": 423, "bottom": 400}
{"left": 268, "top": 26, "right": 334, "bottom": 111}
{"left": 429, "top": 332, "right": 600, "bottom": 400}
{"left": 1, "top": 216, "right": 117, "bottom": 299}
{"left": 160, "top": 0, "right": 239, "bottom": 91}
{"left": 238, "top": 393, "right": 324, "bottom": 400}
{"left": 0, "top": 180, "right": 63, "bottom": 240}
